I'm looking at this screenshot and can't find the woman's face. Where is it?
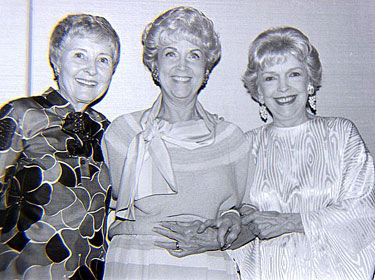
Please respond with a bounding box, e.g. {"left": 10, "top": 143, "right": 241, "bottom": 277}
{"left": 258, "top": 53, "right": 310, "bottom": 127}
{"left": 156, "top": 39, "right": 206, "bottom": 105}
{"left": 56, "top": 34, "right": 115, "bottom": 111}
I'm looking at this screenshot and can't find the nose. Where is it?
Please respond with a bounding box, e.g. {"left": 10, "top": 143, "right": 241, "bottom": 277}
{"left": 278, "top": 77, "right": 289, "bottom": 93}
{"left": 85, "top": 59, "right": 97, "bottom": 76}
{"left": 177, "top": 56, "right": 187, "bottom": 70}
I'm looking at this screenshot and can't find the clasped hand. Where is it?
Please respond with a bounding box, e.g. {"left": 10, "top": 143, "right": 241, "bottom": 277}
{"left": 153, "top": 210, "right": 304, "bottom": 257}
{"left": 242, "top": 210, "right": 304, "bottom": 240}
{"left": 153, "top": 212, "right": 240, "bottom": 257}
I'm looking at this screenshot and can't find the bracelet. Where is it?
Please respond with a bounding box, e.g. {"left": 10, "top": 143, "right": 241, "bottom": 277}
{"left": 220, "top": 209, "right": 240, "bottom": 217}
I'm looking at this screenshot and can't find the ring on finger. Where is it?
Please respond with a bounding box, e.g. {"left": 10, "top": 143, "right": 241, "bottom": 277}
{"left": 175, "top": 241, "right": 180, "bottom": 250}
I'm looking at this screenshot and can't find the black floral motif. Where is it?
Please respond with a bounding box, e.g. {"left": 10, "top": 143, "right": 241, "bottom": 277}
{"left": 1, "top": 166, "right": 52, "bottom": 234}
{"left": 62, "top": 112, "right": 106, "bottom": 162}
{"left": 0, "top": 107, "right": 17, "bottom": 151}
{"left": 59, "top": 161, "right": 78, "bottom": 188}
{"left": 6, "top": 232, "right": 29, "bottom": 252}
{"left": 0, "top": 89, "right": 110, "bottom": 278}
{"left": 32, "top": 87, "right": 69, "bottom": 109}
{"left": 45, "top": 233, "right": 70, "bottom": 262}
{"left": 71, "top": 261, "right": 104, "bottom": 280}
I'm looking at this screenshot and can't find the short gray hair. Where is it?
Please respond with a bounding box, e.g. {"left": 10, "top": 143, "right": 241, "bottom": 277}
{"left": 49, "top": 14, "right": 120, "bottom": 77}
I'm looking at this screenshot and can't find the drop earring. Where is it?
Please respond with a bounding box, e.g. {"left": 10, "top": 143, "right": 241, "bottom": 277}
{"left": 201, "top": 69, "right": 210, "bottom": 89}
{"left": 308, "top": 95, "right": 317, "bottom": 114}
{"left": 152, "top": 68, "right": 160, "bottom": 84}
{"left": 307, "top": 84, "right": 317, "bottom": 114}
{"left": 307, "top": 84, "right": 314, "bottom": 94}
{"left": 259, "top": 103, "right": 268, "bottom": 122}
{"left": 53, "top": 68, "right": 60, "bottom": 81}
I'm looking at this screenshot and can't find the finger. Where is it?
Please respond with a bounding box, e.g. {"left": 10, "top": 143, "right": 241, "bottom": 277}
{"left": 192, "top": 220, "right": 204, "bottom": 226}
{"left": 249, "top": 224, "right": 260, "bottom": 236}
{"left": 242, "top": 213, "right": 257, "bottom": 224}
{"left": 152, "top": 227, "right": 181, "bottom": 240}
{"left": 197, "top": 219, "right": 217, "bottom": 233}
{"left": 154, "top": 241, "right": 178, "bottom": 250}
{"left": 248, "top": 223, "right": 257, "bottom": 230}
{"left": 166, "top": 249, "right": 191, "bottom": 258}
{"left": 217, "top": 223, "right": 230, "bottom": 248}
{"left": 159, "top": 221, "right": 184, "bottom": 233}
{"left": 225, "top": 225, "right": 241, "bottom": 245}
{"left": 173, "top": 221, "right": 200, "bottom": 227}
{"left": 258, "top": 222, "right": 273, "bottom": 232}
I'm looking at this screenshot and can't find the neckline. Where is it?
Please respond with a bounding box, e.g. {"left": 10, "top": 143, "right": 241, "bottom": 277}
{"left": 269, "top": 117, "right": 317, "bottom": 131}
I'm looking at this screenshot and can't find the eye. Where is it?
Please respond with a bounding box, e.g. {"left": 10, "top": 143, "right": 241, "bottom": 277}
{"left": 165, "top": 51, "right": 176, "bottom": 58}
{"left": 189, "top": 52, "right": 200, "bottom": 60}
{"left": 290, "top": 71, "right": 301, "bottom": 77}
{"left": 99, "top": 57, "right": 109, "bottom": 64}
{"left": 264, "top": 76, "right": 275, "bottom": 82}
{"left": 74, "top": 52, "right": 85, "bottom": 59}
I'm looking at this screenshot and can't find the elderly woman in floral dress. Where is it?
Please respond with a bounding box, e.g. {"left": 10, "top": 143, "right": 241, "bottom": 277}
{"left": 0, "top": 14, "right": 120, "bottom": 279}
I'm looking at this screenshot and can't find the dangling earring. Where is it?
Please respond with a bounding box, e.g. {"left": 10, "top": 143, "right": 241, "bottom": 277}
{"left": 307, "top": 84, "right": 317, "bottom": 114}
{"left": 200, "top": 69, "right": 210, "bottom": 89}
{"left": 308, "top": 95, "right": 317, "bottom": 114}
{"left": 53, "top": 67, "right": 59, "bottom": 81}
{"left": 307, "top": 84, "right": 315, "bottom": 94}
{"left": 152, "top": 68, "right": 160, "bottom": 85}
{"left": 259, "top": 103, "right": 268, "bottom": 122}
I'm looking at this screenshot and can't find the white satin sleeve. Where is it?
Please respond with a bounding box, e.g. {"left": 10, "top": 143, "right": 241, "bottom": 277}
{"left": 300, "top": 120, "right": 375, "bottom": 277}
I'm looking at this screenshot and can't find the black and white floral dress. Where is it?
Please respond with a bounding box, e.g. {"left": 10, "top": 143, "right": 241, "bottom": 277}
{"left": 0, "top": 88, "right": 111, "bottom": 279}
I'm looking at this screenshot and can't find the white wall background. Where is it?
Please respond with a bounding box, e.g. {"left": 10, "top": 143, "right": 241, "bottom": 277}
{"left": 1, "top": 0, "right": 375, "bottom": 154}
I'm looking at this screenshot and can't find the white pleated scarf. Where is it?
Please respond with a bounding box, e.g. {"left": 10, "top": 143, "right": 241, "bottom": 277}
{"left": 115, "top": 95, "right": 221, "bottom": 220}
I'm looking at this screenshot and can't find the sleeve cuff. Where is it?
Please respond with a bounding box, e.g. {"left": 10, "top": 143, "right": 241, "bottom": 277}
{"left": 220, "top": 209, "right": 241, "bottom": 217}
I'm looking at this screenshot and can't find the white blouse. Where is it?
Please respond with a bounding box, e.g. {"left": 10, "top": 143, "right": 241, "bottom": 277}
{"left": 230, "top": 117, "right": 375, "bottom": 280}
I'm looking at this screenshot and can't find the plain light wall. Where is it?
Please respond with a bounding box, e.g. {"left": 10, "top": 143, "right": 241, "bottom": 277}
{"left": 1, "top": 0, "right": 374, "bottom": 154}
{"left": 0, "top": 0, "right": 29, "bottom": 104}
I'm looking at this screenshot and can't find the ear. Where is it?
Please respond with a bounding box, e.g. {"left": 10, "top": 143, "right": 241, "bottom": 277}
{"left": 51, "top": 58, "right": 60, "bottom": 74}
{"left": 54, "top": 66, "right": 60, "bottom": 75}
{"left": 257, "top": 91, "right": 264, "bottom": 104}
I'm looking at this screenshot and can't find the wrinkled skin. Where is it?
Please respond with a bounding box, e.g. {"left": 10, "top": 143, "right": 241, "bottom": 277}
{"left": 241, "top": 211, "right": 304, "bottom": 240}
{"left": 153, "top": 220, "right": 221, "bottom": 257}
{"left": 153, "top": 206, "right": 304, "bottom": 257}
{"left": 153, "top": 212, "right": 257, "bottom": 257}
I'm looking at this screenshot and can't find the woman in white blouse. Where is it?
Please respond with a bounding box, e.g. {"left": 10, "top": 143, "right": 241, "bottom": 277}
{"left": 156, "top": 26, "right": 375, "bottom": 280}
{"left": 102, "top": 6, "right": 250, "bottom": 280}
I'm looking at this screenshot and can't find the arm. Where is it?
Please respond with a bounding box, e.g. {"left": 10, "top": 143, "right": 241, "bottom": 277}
{"left": 300, "top": 120, "right": 375, "bottom": 274}
{"left": 241, "top": 210, "right": 304, "bottom": 240}
{"left": 0, "top": 103, "right": 23, "bottom": 207}
{"left": 213, "top": 126, "right": 252, "bottom": 247}
{"left": 153, "top": 220, "right": 256, "bottom": 257}
{"left": 101, "top": 118, "right": 130, "bottom": 210}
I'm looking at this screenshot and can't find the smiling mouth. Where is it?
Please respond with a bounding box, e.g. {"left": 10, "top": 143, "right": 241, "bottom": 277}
{"left": 172, "top": 76, "right": 191, "bottom": 83}
{"left": 274, "top": 95, "right": 297, "bottom": 105}
{"left": 76, "top": 78, "right": 98, "bottom": 87}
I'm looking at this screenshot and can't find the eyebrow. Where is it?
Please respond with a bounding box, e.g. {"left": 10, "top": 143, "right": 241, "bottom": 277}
{"left": 69, "top": 48, "right": 88, "bottom": 52}
{"left": 162, "top": 46, "right": 203, "bottom": 53}
{"left": 262, "top": 67, "right": 304, "bottom": 75}
{"left": 69, "top": 48, "right": 112, "bottom": 57}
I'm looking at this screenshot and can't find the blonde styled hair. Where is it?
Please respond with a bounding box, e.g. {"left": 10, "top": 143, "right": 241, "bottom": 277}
{"left": 243, "top": 26, "right": 322, "bottom": 102}
{"left": 142, "top": 6, "right": 221, "bottom": 84}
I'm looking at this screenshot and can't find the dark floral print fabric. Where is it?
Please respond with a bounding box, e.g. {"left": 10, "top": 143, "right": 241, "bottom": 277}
{"left": 0, "top": 88, "right": 111, "bottom": 279}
